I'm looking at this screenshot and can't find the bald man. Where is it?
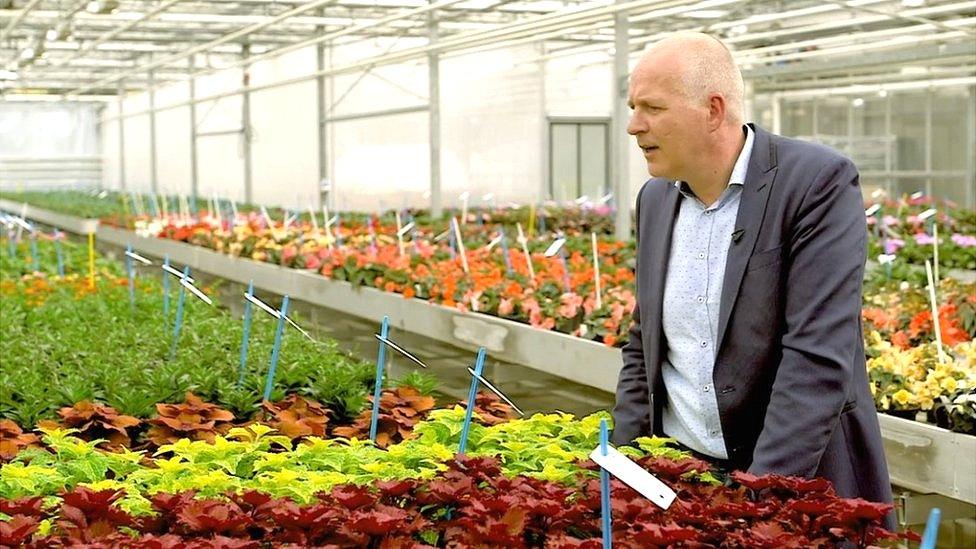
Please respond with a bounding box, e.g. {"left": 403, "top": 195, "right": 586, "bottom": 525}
{"left": 611, "top": 32, "right": 894, "bottom": 519}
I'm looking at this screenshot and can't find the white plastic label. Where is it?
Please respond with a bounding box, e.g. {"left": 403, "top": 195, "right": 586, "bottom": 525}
{"left": 589, "top": 445, "right": 677, "bottom": 510}
{"left": 544, "top": 237, "right": 566, "bottom": 257}
{"left": 864, "top": 204, "right": 881, "bottom": 217}
{"left": 918, "top": 208, "right": 937, "bottom": 221}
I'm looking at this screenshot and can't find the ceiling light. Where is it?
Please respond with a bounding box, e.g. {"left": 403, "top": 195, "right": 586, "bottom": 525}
{"left": 877, "top": 89, "right": 888, "bottom": 98}
{"left": 0, "top": 69, "right": 18, "bottom": 80}
{"left": 729, "top": 24, "right": 749, "bottom": 36}
{"left": 45, "top": 22, "right": 72, "bottom": 41}
{"left": 682, "top": 10, "right": 728, "bottom": 18}
{"left": 86, "top": 0, "right": 118, "bottom": 14}
{"left": 852, "top": 97, "right": 865, "bottom": 107}
{"left": 900, "top": 66, "right": 928, "bottom": 75}
{"left": 19, "top": 47, "right": 36, "bottom": 61}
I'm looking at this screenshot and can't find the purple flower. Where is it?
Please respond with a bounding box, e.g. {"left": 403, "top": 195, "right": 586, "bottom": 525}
{"left": 914, "top": 233, "right": 935, "bottom": 246}
{"left": 884, "top": 239, "right": 905, "bottom": 254}
{"left": 951, "top": 233, "right": 976, "bottom": 248}
{"left": 883, "top": 215, "right": 899, "bottom": 227}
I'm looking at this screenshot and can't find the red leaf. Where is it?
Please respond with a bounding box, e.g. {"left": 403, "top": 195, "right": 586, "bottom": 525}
{"left": 348, "top": 505, "right": 411, "bottom": 536}
{"left": 0, "top": 515, "right": 40, "bottom": 546}
{"left": 330, "top": 485, "right": 376, "bottom": 510}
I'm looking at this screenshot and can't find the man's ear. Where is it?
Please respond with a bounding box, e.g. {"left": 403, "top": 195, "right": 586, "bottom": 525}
{"left": 707, "top": 93, "right": 726, "bottom": 132}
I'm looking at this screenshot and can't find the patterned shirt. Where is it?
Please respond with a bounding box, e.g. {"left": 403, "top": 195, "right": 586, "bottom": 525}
{"left": 660, "top": 125, "right": 755, "bottom": 459}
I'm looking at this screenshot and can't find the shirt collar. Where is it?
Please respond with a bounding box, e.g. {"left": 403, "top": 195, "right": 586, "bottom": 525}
{"left": 674, "top": 124, "right": 756, "bottom": 197}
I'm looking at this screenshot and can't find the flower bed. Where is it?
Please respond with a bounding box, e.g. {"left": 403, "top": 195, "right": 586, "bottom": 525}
{"left": 0, "top": 410, "right": 912, "bottom": 548}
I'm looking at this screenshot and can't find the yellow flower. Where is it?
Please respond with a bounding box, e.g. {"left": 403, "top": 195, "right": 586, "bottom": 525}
{"left": 940, "top": 377, "right": 958, "bottom": 393}
{"left": 892, "top": 389, "right": 914, "bottom": 407}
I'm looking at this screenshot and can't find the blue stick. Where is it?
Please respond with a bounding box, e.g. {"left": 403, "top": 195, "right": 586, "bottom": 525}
{"left": 458, "top": 347, "right": 487, "bottom": 455}
{"left": 126, "top": 244, "right": 136, "bottom": 313}
{"left": 369, "top": 315, "right": 391, "bottom": 442}
{"left": 237, "top": 280, "right": 255, "bottom": 388}
{"left": 499, "top": 229, "right": 513, "bottom": 276}
{"left": 6, "top": 231, "right": 14, "bottom": 258}
{"left": 29, "top": 233, "right": 39, "bottom": 271}
{"left": 920, "top": 508, "right": 941, "bottom": 549}
{"left": 262, "top": 295, "right": 290, "bottom": 401}
{"left": 559, "top": 248, "right": 571, "bottom": 293}
{"left": 600, "top": 418, "right": 612, "bottom": 548}
{"left": 448, "top": 229, "right": 457, "bottom": 259}
{"left": 539, "top": 214, "right": 546, "bottom": 235}
{"left": 336, "top": 216, "right": 344, "bottom": 247}
{"left": 169, "top": 266, "right": 190, "bottom": 360}
{"left": 162, "top": 255, "right": 170, "bottom": 324}
{"left": 54, "top": 231, "right": 64, "bottom": 277}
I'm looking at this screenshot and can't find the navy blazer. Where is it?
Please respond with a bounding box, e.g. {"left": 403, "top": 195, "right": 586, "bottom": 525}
{"left": 612, "top": 124, "right": 894, "bottom": 514}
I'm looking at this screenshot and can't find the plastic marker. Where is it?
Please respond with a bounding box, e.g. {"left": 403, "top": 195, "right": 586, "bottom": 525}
{"left": 243, "top": 292, "right": 312, "bottom": 340}
{"left": 374, "top": 333, "right": 429, "bottom": 369}
{"left": 458, "top": 347, "right": 487, "bottom": 454}
{"left": 599, "top": 419, "right": 612, "bottom": 548}
{"left": 932, "top": 223, "right": 940, "bottom": 285}
{"left": 169, "top": 266, "right": 191, "bottom": 360}
{"left": 124, "top": 250, "right": 153, "bottom": 265}
{"left": 499, "top": 230, "right": 513, "bottom": 275}
{"left": 397, "top": 221, "right": 415, "bottom": 237}
{"left": 918, "top": 208, "right": 937, "bottom": 221}
{"left": 484, "top": 233, "right": 503, "bottom": 251}
{"left": 925, "top": 260, "right": 947, "bottom": 364}
{"left": 575, "top": 195, "right": 590, "bottom": 205}
{"left": 262, "top": 295, "right": 291, "bottom": 401}
{"left": 369, "top": 316, "right": 391, "bottom": 442}
{"left": 162, "top": 263, "right": 196, "bottom": 283}
{"left": 308, "top": 206, "right": 319, "bottom": 232}
{"left": 589, "top": 440, "right": 677, "bottom": 511}
{"left": 180, "top": 277, "right": 213, "bottom": 306}
{"left": 599, "top": 193, "right": 613, "bottom": 204}
{"left": 864, "top": 204, "right": 881, "bottom": 217}
{"left": 911, "top": 191, "right": 924, "bottom": 200}
{"left": 464, "top": 366, "right": 524, "bottom": 416}
{"left": 516, "top": 223, "right": 535, "bottom": 280}
{"left": 260, "top": 205, "right": 275, "bottom": 228}
{"left": 451, "top": 217, "right": 469, "bottom": 273}
{"left": 592, "top": 232, "right": 602, "bottom": 308}
{"left": 544, "top": 237, "right": 567, "bottom": 258}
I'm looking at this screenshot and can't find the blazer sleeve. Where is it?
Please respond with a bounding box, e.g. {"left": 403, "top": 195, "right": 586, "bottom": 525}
{"left": 611, "top": 183, "right": 652, "bottom": 445}
{"left": 748, "top": 156, "right": 866, "bottom": 477}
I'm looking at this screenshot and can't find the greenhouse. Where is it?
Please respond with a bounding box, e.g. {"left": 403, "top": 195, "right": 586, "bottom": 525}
{"left": 0, "top": 0, "right": 974, "bottom": 547}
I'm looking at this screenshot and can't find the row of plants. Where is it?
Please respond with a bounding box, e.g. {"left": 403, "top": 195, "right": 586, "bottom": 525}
{"left": 0, "top": 237, "right": 379, "bottom": 430}
{"left": 0, "top": 409, "right": 911, "bottom": 547}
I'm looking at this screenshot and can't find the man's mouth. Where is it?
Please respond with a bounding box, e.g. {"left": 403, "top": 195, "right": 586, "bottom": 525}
{"left": 641, "top": 145, "right": 659, "bottom": 153}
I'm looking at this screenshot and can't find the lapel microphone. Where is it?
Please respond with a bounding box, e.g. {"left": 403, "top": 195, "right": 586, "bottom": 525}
{"left": 731, "top": 229, "right": 745, "bottom": 243}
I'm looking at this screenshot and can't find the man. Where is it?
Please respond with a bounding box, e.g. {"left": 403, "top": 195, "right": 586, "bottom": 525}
{"left": 611, "top": 32, "right": 894, "bottom": 516}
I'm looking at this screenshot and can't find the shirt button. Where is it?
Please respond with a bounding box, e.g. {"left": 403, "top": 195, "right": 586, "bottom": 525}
{"left": 710, "top": 430, "right": 719, "bottom": 437}
{"left": 697, "top": 252, "right": 705, "bottom": 259}
{"left": 700, "top": 341, "right": 707, "bottom": 348}
{"left": 697, "top": 296, "right": 705, "bottom": 303}
{"left": 704, "top": 210, "right": 712, "bottom": 215}
{"left": 702, "top": 385, "right": 711, "bottom": 393}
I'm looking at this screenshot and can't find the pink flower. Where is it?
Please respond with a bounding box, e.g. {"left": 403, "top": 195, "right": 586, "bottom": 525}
{"left": 951, "top": 233, "right": 976, "bottom": 248}
{"left": 304, "top": 253, "right": 322, "bottom": 271}
{"left": 914, "top": 233, "right": 935, "bottom": 246}
{"left": 884, "top": 239, "right": 905, "bottom": 254}
{"left": 882, "top": 215, "right": 899, "bottom": 227}
{"left": 557, "top": 293, "right": 583, "bottom": 319}
{"left": 498, "top": 298, "right": 514, "bottom": 316}
{"left": 520, "top": 297, "right": 540, "bottom": 318}
{"left": 529, "top": 309, "right": 555, "bottom": 330}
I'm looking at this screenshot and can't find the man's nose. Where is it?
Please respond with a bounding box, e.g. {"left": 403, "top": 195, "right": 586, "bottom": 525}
{"left": 627, "top": 113, "right": 644, "bottom": 136}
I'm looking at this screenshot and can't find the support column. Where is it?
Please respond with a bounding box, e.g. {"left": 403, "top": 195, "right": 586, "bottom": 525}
{"left": 428, "top": 6, "right": 442, "bottom": 218}
{"left": 967, "top": 85, "right": 975, "bottom": 208}
{"left": 771, "top": 93, "right": 782, "bottom": 135}
{"left": 316, "top": 15, "right": 329, "bottom": 210}
{"left": 539, "top": 41, "right": 548, "bottom": 202}
{"left": 743, "top": 79, "right": 755, "bottom": 123}
{"left": 117, "top": 80, "right": 126, "bottom": 190}
{"left": 242, "top": 43, "right": 253, "bottom": 204}
{"left": 884, "top": 93, "right": 893, "bottom": 195}
{"left": 148, "top": 58, "right": 158, "bottom": 194}
{"left": 189, "top": 55, "right": 199, "bottom": 201}
{"left": 612, "top": 0, "right": 630, "bottom": 241}
{"left": 924, "top": 89, "right": 932, "bottom": 197}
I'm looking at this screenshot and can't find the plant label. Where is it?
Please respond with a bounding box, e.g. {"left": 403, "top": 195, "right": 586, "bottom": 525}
{"left": 589, "top": 445, "right": 677, "bottom": 511}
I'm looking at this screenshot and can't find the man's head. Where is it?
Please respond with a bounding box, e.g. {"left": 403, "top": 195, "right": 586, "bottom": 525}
{"left": 627, "top": 32, "right": 745, "bottom": 182}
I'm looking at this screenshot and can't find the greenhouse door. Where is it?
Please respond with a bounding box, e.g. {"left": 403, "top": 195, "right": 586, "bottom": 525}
{"left": 549, "top": 119, "right": 610, "bottom": 202}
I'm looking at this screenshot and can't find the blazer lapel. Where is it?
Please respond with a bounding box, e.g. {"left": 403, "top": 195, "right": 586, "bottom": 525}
{"left": 643, "top": 183, "right": 681, "bottom": 381}
{"left": 715, "top": 126, "right": 778, "bottom": 354}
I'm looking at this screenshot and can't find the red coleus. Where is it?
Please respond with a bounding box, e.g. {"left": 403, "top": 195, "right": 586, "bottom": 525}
{"left": 0, "top": 419, "right": 39, "bottom": 461}
{"left": 147, "top": 392, "right": 235, "bottom": 446}
{"left": 44, "top": 400, "right": 141, "bottom": 449}
{"left": 332, "top": 386, "right": 436, "bottom": 448}
{"left": 260, "top": 394, "right": 331, "bottom": 439}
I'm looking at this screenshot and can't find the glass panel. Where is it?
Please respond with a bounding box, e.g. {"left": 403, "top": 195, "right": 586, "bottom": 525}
{"left": 891, "top": 91, "right": 926, "bottom": 171}
{"left": 579, "top": 124, "right": 607, "bottom": 200}
{"left": 782, "top": 100, "right": 813, "bottom": 137}
{"left": 930, "top": 87, "right": 968, "bottom": 171}
{"left": 550, "top": 123, "right": 579, "bottom": 202}
{"left": 816, "top": 97, "right": 849, "bottom": 138}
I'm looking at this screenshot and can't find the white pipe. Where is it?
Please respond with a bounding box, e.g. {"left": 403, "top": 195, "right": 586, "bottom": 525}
{"left": 0, "top": 0, "right": 44, "bottom": 43}
{"left": 774, "top": 76, "right": 976, "bottom": 99}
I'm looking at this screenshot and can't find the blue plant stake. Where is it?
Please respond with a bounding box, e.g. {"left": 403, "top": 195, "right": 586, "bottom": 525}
{"left": 169, "top": 266, "right": 191, "bottom": 360}
{"left": 499, "top": 229, "right": 513, "bottom": 276}
{"left": 600, "top": 419, "right": 612, "bottom": 548}
{"left": 458, "top": 347, "right": 487, "bottom": 455}
{"left": 29, "top": 232, "right": 39, "bottom": 272}
{"left": 920, "top": 507, "right": 941, "bottom": 549}
{"left": 126, "top": 244, "right": 136, "bottom": 312}
{"left": 6, "top": 230, "right": 14, "bottom": 258}
{"left": 336, "top": 216, "right": 344, "bottom": 247}
{"left": 409, "top": 214, "right": 421, "bottom": 256}
{"left": 539, "top": 214, "right": 547, "bottom": 235}
{"left": 162, "top": 255, "right": 171, "bottom": 324}
{"left": 262, "top": 295, "right": 290, "bottom": 401}
{"left": 369, "top": 316, "right": 391, "bottom": 442}
{"left": 448, "top": 229, "right": 457, "bottom": 259}
{"left": 237, "top": 280, "right": 255, "bottom": 388}
{"left": 54, "top": 231, "right": 64, "bottom": 277}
